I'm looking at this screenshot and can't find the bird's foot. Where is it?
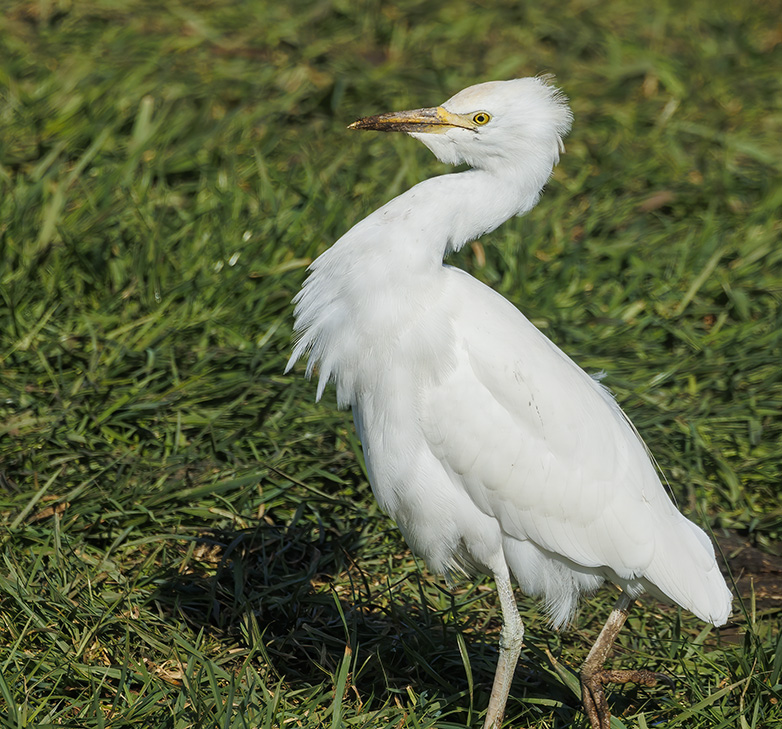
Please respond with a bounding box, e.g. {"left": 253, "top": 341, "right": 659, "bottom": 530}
{"left": 581, "top": 668, "right": 674, "bottom": 729}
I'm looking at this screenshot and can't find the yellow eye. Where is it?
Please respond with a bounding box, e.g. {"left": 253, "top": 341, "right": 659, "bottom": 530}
{"left": 472, "top": 112, "right": 491, "bottom": 125}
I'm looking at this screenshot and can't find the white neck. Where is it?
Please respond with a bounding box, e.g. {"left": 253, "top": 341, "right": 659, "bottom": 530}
{"left": 371, "top": 160, "right": 553, "bottom": 262}
{"left": 287, "top": 157, "right": 557, "bottom": 402}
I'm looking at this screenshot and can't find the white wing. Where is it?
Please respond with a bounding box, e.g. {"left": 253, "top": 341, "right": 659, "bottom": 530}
{"left": 419, "top": 267, "right": 730, "bottom": 625}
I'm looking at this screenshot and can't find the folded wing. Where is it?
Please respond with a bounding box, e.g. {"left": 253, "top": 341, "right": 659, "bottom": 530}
{"left": 420, "top": 268, "right": 731, "bottom": 625}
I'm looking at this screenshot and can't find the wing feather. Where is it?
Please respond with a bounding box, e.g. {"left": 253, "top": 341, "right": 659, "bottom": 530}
{"left": 421, "top": 270, "right": 665, "bottom": 578}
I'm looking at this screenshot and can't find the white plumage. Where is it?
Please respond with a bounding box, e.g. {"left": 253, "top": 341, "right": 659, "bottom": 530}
{"left": 287, "top": 77, "right": 731, "bottom": 729}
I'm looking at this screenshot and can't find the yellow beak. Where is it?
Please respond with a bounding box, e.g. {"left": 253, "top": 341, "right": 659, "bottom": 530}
{"left": 348, "top": 106, "right": 473, "bottom": 134}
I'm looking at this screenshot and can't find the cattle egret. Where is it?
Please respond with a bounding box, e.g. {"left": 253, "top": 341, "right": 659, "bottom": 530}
{"left": 287, "top": 77, "right": 732, "bottom": 729}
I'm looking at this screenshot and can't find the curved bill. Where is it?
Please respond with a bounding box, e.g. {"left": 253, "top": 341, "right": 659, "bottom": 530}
{"left": 348, "top": 106, "right": 472, "bottom": 134}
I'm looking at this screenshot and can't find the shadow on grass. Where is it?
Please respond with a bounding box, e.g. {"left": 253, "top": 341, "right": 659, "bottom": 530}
{"left": 148, "top": 517, "right": 683, "bottom": 727}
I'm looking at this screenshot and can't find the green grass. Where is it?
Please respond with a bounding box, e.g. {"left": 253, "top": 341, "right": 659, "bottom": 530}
{"left": 1, "top": 0, "right": 781, "bottom": 727}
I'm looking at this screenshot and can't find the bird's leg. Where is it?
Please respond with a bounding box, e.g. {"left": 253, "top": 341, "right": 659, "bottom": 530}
{"left": 483, "top": 571, "right": 524, "bottom": 729}
{"left": 580, "top": 592, "right": 674, "bottom": 729}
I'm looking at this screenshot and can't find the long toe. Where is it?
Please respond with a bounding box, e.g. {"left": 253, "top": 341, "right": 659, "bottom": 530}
{"left": 581, "top": 672, "right": 611, "bottom": 729}
{"left": 581, "top": 668, "right": 675, "bottom": 728}
{"left": 599, "top": 668, "right": 675, "bottom": 690}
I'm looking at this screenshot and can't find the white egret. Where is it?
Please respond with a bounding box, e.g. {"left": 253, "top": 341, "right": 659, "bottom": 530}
{"left": 287, "top": 77, "right": 732, "bottom": 729}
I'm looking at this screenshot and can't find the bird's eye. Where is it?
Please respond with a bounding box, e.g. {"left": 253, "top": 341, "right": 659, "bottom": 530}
{"left": 472, "top": 112, "right": 491, "bottom": 125}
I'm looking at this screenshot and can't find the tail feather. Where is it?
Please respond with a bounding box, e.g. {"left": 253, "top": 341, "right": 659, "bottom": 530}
{"left": 644, "top": 516, "right": 731, "bottom": 626}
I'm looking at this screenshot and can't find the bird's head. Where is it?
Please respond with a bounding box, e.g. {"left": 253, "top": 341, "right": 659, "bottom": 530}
{"left": 348, "top": 77, "right": 572, "bottom": 174}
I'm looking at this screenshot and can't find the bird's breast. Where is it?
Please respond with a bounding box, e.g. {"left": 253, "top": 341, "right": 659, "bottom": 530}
{"left": 313, "top": 259, "right": 460, "bottom": 406}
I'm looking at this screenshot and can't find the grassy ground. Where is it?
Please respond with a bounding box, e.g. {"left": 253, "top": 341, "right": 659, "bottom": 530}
{"left": 1, "top": 0, "right": 781, "bottom": 727}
